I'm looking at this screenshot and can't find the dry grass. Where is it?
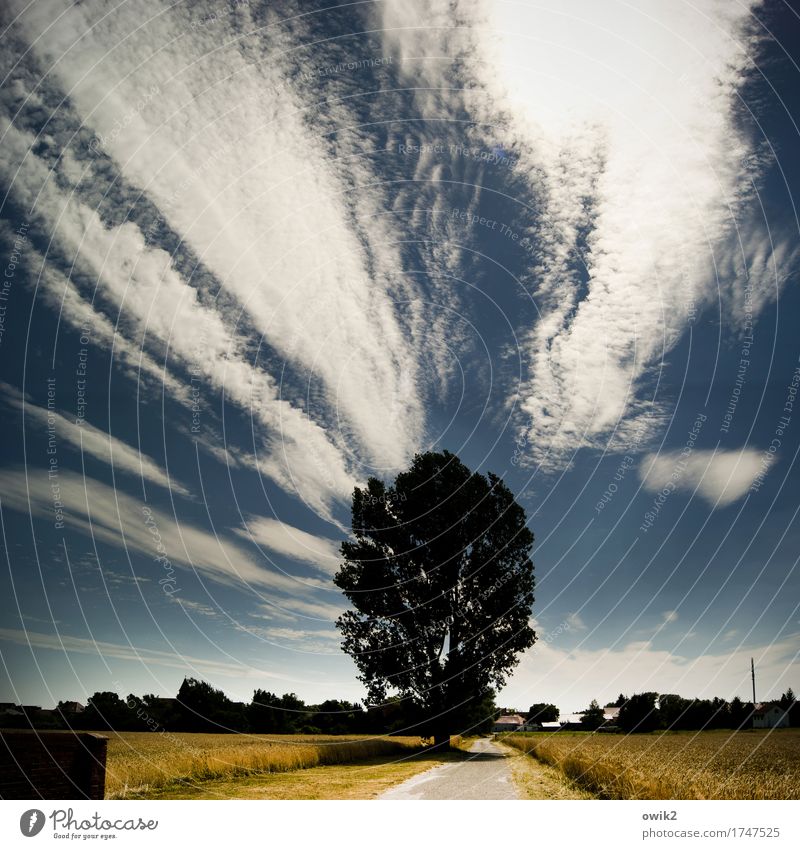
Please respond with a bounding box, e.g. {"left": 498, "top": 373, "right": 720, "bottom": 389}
{"left": 497, "top": 741, "right": 593, "bottom": 799}
{"left": 503, "top": 729, "right": 800, "bottom": 800}
{"left": 122, "top": 750, "right": 456, "bottom": 800}
{"left": 104, "top": 732, "right": 423, "bottom": 798}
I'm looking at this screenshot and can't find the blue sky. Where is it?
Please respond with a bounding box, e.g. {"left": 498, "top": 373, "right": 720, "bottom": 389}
{"left": 0, "top": 0, "right": 799, "bottom": 714}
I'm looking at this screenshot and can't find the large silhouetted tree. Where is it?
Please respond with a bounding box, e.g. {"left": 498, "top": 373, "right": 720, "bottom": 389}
{"left": 333, "top": 450, "right": 536, "bottom": 747}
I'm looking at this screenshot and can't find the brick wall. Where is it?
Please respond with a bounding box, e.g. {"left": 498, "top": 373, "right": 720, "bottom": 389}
{"left": 0, "top": 730, "right": 107, "bottom": 799}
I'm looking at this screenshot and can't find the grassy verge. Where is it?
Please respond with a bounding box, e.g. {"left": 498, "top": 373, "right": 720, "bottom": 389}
{"left": 123, "top": 750, "right": 459, "bottom": 800}
{"left": 105, "top": 732, "right": 425, "bottom": 798}
{"left": 450, "top": 735, "right": 476, "bottom": 752}
{"left": 497, "top": 742, "right": 593, "bottom": 799}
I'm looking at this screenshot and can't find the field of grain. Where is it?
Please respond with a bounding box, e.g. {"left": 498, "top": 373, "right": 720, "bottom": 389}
{"left": 503, "top": 729, "right": 800, "bottom": 799}
{"left": 105, "top": 732, "right": 423, "bottom": 798}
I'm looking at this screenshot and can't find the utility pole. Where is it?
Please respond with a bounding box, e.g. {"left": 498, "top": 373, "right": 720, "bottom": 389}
{"left": 751, "top": 657, "right": 756, "bottom": 705}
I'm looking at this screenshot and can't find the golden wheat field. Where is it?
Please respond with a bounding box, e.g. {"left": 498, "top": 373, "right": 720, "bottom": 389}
{"left": 104, "top": 732, "right": 423, "bottom": 798}
{"left": 504, "top": 729, "right": 800, "bottom": 800}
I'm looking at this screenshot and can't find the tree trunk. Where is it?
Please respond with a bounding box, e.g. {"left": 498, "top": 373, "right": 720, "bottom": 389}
{"left": 432, "top": 734, "right": 451, "bottom": 750}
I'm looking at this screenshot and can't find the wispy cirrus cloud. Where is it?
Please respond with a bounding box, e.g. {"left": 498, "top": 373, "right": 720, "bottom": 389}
{"left": 0, "top": 467, "right": 336, "bottom": 600}
{"left": 1, "top": 0, "right": 434, "bottom": 517}
{"left": 373, "top": 0, "right": 795, "bottom": 471}
{"left": 479, "top": 0, "right": 778, "bottom": 467}
{"left": 0, "top": 627, "right": 309, "bottom": 684}
{"left": 254, "top": 596, "right": 347, "bottom": 625}
{"left": 234, "top": 517, "right": 341, "bottom": 576}
{"left": 0, "top": 115, "right": 357, "bottom": 519}
{"left": 0, "top": 383, "right": 191, "bottom": 498}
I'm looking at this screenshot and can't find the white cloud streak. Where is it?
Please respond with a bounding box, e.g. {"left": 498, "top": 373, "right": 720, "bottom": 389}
{"left": 640, "top": 447, "right": 766, "bottom": 506}
{"left": 2, "top": 0, "right": 434, "bottom": 516}
{"left": 234, "top": 517, "right": 341, "bottom": 576}
{"left": 0, "top": 627, "right": 311, "bottom": 684}
{"left": 1, "top": 383, "right": 190, "bottom": 498}
{"left": 0, "top": 466, "right": 336, "bottom": 600}
{"left": 0, "top": 116, "right": 356, "bottom": 519}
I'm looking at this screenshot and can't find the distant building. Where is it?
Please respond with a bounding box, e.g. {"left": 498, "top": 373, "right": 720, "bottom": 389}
{"left": 58, "top": 701, "right": 85, "bottom": 714}
{"left": 597, "top": 706, "right": 621, "bottom": 731}
{"left": 752, "top": 703, "right": 790, "bottom": 729}
{"left": 559, "top": 712, "right": 585, "bottom": 730}
{"left": 492, "top": 713, "right": 526, "bottom": 732}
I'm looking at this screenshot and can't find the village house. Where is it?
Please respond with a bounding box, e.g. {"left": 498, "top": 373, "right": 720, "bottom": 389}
{"left": 492, "top": 713, "right": 526, "bottom": 732}
{"left": 752, "top": 703, "right": 790, "bottom": 729}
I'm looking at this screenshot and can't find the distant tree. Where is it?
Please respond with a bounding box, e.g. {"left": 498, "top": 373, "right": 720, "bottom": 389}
{"left": 279, "top": 693, "right": 309, "bottom": 730}
{"left": 618, "top": 692, "right": 659, "bottom": 733}
{"left": 248, "top": 691, "right": 308, "bottom": 733}
{"left": 728, "top": 697, "right": 754, "bottom": 730}
{"left": 334, "top": 450, "right": 536, "bottom": 748}
{"left": 527, "top": 703, "right": 559, "bottom": 723}
{"left": 142, "top": 694, "right": 182, "bottom": 730}
{"left": 679, "top": 698, "right": 729, "bottom": 731}
{"left": 309, "top": 700, "right": 364, "bottom": 734}
{"left": 658, "top": 694, "right": 689, "bottom": 730}
{"left": 580, "top": 699, "right": 605, "bottom": 730}
{"left": 82, "top": 692, "right": 131, "bottom": 730}
{"left": 120, "top": 693, "right": 176, "bottom": 731}
{"left": 709, "top": 697, "right": 730, "bottom": 730}
{"left": 248, "top": 690, "right": 282, "bottom": 733}
{"left": 366, "top": 695, "right": 413, "bottom": 735}
{"left": 779, "top": 688, "right": 799, "bottom": 727}
{"left": 176, "top": 678, "right": 244, "bottom": 732}
{"left": 606, "top": 693, "right": 627, "bottom": 708}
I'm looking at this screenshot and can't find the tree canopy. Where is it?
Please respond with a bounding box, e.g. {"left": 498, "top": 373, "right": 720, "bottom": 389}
{"left": 580, "top": 699, "right": 605, "bottom": 730}
{"left": 333, "top": 449, "right": 536, "bottom": 743}
{"left": 528, "top": 702, "right": 559, "bottom": 723}
{"left": 618, "top": 692, "right": 660, "bottom": 732}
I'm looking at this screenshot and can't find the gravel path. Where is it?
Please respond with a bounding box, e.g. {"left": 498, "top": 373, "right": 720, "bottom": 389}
{"left": 379, "top": 737, "right": 519, "bottom": 800}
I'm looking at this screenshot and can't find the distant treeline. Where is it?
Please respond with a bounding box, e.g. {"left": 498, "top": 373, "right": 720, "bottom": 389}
{"left": 507, "top": 690, "right": 800, "bottom": 732}
{"left": 1, "top": 677, "right": 496, "bottom": 736}
{"left": 613, "top": 691, "right": 799, "bottom": 732}
{"left": 6, "top": 681, "right": 798, "bottom": 735}
{"left": 567, "top": 691, "right": 799, "bottom": 732}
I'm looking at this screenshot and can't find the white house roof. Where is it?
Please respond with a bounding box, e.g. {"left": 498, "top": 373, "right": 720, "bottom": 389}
{"left": 563, "top": 713, "right": 584, "bottom": 724}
